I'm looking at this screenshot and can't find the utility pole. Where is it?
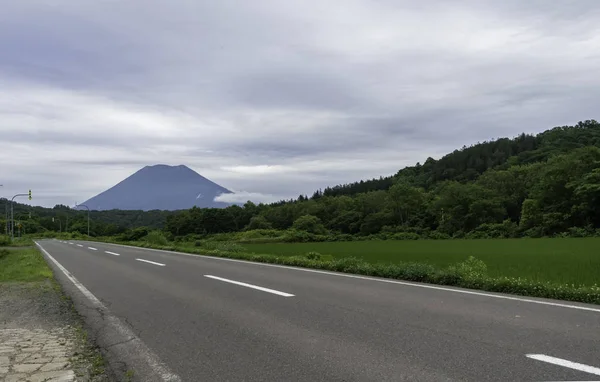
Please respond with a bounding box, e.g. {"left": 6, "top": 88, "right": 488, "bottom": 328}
{"left": 76, "top": 204, "right": 90, "bottom": 237}
{"left": 11, "top": 190, "right": 31, "bottom": 240}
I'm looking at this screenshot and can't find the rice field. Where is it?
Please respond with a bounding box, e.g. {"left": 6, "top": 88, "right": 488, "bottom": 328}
{"left": 242, "top": 238, "right": 600, "bottom": 286}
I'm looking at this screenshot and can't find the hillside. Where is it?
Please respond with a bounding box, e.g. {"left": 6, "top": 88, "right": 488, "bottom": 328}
{"left": 164, "top": 120, "right": 600, "bottom": 238}
{"left": 80, "top": 164, "right": 232, "bottom": 211}
{"left": 3, "top": 120, "right": 599, "bottom": 240}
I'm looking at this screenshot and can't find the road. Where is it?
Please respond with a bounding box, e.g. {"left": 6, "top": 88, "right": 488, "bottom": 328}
{"left": 36, "top": 239, "right": 600, "bottom": 381}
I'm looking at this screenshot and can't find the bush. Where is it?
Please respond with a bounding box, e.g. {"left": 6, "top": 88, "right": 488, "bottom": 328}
{"left": 447, "top": 256, "right": 487, "bottom": 281}
{"left": 282, "top": 229, "right": 318, "bottom": 243}
{"left": 426, "top": 231, "right": 451, "bottom": 240}
{"left": 244, "top": 216, "right": 273, "bottom": 230}
{"left": 0, "top": 235, "right": 10, "bottom": 246}
{"left": 292, "top": 215, "right": 328, "bottom": 235}
{"left": 567, "top": 226, "right": 593, "bottom": 238}
{"left": 391, "top": 232, "right": 420, "bottom": 240}
{"left": 215, "top": 242, "right": 245, "bottom": 253}
{"left": 305, "top": 251, "right": 322, "bottom": 260}
{"left": 144, "top": 231, "right": 169, "bottom": 246}
{"left": 119, "top": 227, "right": 150, "bottom": 241}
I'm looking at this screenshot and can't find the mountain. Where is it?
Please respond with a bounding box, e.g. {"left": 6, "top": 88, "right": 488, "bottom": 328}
{"left": 79, "top": 165, "right": 232, "bottom": 211}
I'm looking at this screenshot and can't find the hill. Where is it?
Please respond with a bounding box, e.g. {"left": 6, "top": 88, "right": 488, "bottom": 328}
{"left": 80, "top": 164, "right": 232, "bottom": 211}
{"left": 164, "top": 120, "right": 600, "bottom": 238}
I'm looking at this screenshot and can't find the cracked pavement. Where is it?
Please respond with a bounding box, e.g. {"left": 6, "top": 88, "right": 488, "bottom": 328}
{"left": 0, "top": 327, "right": 75, "bottom": 381}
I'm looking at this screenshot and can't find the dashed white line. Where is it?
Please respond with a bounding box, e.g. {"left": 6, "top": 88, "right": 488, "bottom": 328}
{"left": 105, "top": 251, "right": 120, "bottom": 256}
{"left": 76, "top": 244, "right": 83, "bottom": 247}
{"left": 88, "top": 247, "right": 98, "bottom": 251}
{"left": 136, "top": 258, "right": 165, "bottom": 267}
{"left": 205, "top": 275, "right": 294, "bottom": 297}
{"left": 526, "top": 354, "right": 600, "bottom": 376}
{"left": 34, "top": 241, "right": 182, "bottom": 381}
{"left": 100, "top": 242, "right": 600, "bottom": 313}
{"left": 69, "top": 242, "right": 74, "bottom": 245}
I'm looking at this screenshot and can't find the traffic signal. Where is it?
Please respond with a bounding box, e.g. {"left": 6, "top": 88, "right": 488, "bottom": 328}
{"left": 28, "top": 190, "right": 32, "bottom": 200}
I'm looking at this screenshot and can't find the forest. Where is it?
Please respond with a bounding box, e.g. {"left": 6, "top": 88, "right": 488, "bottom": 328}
{"left": 4, "top": 120, "right": 600, "bottom": 241}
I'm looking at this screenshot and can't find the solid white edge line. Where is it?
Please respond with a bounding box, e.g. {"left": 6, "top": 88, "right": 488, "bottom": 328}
{"left": 88, "top": 241, "right": 600, "bottom": 314}
{"left": 136, "top": 258, "right": 166, "bottom": 267}
{"left": 105, "top": 251, "right": 120, "bottom": 256}
{"left": 205, "top": 275, "right": 294, "bottom": 297}
{"left": 526, "top": 354, "right": 600, "bottom": 376}
{"left": 88, "top": 247, "right": 98, "bottom": 251}
{"left": 34, "top": 241, "right": 181, "bottom": 382}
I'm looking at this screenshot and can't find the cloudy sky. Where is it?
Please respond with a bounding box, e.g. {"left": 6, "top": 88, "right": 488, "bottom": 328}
{"left": 1, "top": 0, "right": 599, "bottom": 207}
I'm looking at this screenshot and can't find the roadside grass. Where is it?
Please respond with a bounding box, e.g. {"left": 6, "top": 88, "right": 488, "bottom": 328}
{"left": 0, "top": 235, "right": 34, "bottom": 247}
{"left": 241, "top": 238, "right": 600, "bottom": 287}
{"left": 0, "top": 247, "right": 53, "bottom": 282}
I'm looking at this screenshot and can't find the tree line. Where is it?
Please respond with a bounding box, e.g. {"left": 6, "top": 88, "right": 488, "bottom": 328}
{"left": 5, "top": 120, "right": 599, "bottom": 240}
{"left": 164, "top": 120, "right": 600, "bottom": 239}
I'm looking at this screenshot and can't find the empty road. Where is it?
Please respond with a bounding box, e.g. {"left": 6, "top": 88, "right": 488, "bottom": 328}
{"left": 36, "top": 239, "right": 600, "bottom": 381}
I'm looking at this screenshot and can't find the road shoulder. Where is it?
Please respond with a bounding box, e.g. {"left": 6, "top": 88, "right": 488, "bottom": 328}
{"left": 0, "top": 281, "right": 111, "bottom": 381}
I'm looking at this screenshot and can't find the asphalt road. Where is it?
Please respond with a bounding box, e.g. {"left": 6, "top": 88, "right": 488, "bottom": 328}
{"left": 36, "top": 239, "right": 600, "bottom": 381}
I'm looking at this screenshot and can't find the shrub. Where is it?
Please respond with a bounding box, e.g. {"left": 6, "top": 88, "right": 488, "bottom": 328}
{"left": 244, "top": 216, "right": 273, "bottom": 230}
{"left": 144, "top": 230, "right": 168, "bottom": 246}
{"left": 0, "top": 235, "right": 10, "bottom": 246}
{"left": 119, "top": 227, "right": 150, "bottom": 241}
{"left": 399, "top": 262, "right": 437, "bottom": 282}
{"left": 427, "top": 231, "right": 451, "bottom": 240}
{"left": 567, "top": 226, "right": 593, "bottom": 238}
{"left": 305, "top": 251, "right": 322, "bottom": 260}
{"left": 282, "top": 229, "right": 317, "bottom": 243}
{"left": 447, "top": 256, "right": 487, "bottom": 281}
{"left": 292, "top": 215, "right": 328, "bottom": 235}
{"left": 215, "top": 242, "right": 245, "bottom": 253}
{"left": 391, "top": 232, "right": 420, "bottom": 240}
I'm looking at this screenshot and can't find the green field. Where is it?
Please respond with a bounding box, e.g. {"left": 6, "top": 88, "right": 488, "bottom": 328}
{"left": 242, "top": 238, "right": 600, "bottom": 286}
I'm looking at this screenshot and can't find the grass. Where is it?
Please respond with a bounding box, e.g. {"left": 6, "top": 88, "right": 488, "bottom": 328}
{"left": 0, "top": 248, "right": 53, "bottom": 282}
{"left": 242, "top": 238, "right": 600, "bottom": 286}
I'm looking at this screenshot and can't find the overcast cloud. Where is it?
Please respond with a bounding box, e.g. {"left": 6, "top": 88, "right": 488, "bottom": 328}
{"left": 1, "top": 0, "right": 599, "bottom": 207}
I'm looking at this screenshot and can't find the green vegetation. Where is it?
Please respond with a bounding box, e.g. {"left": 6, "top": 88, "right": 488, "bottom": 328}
{"left": 241, "top": 238, "right": 600, "bottom": 286}
{"left": 0, "top": 248, "right": 53, "bottom": 282}
{"left": 6, "top": 120, "right": 600, "bottom": 303}
{"left": 4, "top": 120, "right": 600, "bottom": 242}
{"left": 162, "top": 120, "right": 600, "bottom": 240}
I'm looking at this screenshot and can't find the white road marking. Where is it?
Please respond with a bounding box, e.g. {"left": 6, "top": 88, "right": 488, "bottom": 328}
{"left": 97, "top": 242, "right": 600, "bottom": 313}
{"left": 76, "top": 244, "right": 83, "bottom": 247}
{"left": 88, "top": 247, "right": 98, "bottom": 251}
{"left": 69, "top": 242, "right": 74, "bottom": 245}
{"left": 136, "top": 258, "right": 165, "bottom": 267}
{"left": 105, "top": 251, "right": 120, "bottom": 256}
{"left": 34, "top": 242, "right": 181, "bottom": 381}
{"left": 205, "top": 275, "right": 294, "bottom": 297}
{"left": 526, "top": 354, "right": 600, "bottom": 376}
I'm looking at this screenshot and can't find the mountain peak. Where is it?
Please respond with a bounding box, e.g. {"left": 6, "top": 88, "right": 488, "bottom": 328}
{"left": 81, "top": 164, "right": 231, "bottom": 211}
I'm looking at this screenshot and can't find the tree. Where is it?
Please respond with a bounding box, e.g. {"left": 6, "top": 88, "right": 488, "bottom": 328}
{"left": 245, "top": 215, "right": 272, "bottom": 230}
{"left": 292, "top": 215, "right": 327, "bottom": 235}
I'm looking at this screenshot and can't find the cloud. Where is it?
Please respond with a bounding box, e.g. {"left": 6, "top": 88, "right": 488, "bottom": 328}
{"left": 214, "top": 191, "right": 281, "bottom": 205}
{"left": 1, "top": 0, "right": 599, "bottom": 207}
